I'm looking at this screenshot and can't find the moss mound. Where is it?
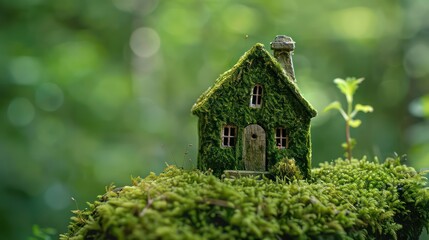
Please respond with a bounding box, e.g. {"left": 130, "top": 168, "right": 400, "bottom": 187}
{"left": 61, "top": 158, "right": 429, "bottom": 240}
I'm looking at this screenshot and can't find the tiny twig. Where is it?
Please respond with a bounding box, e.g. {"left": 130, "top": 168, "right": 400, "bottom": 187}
{"left": 201, "top": 198, "right": 234, "bottom": 208}
{"left": 139, "top": 192, "right": 153, "bottom": 217}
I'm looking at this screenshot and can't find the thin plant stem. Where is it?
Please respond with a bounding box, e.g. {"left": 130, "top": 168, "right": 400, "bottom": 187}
{"left": 345, "top": 120, "right": 351, "bottom": 160}
{"left": 346, "top": 97, "right": 353, "bottom": 160}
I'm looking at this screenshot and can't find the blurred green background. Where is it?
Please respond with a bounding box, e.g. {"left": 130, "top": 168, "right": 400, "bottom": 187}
{"left": 1, "top": 0, "right": 428, "bottom": 239}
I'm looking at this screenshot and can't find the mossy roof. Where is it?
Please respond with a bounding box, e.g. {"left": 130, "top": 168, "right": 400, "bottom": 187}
{"left": 191, "top": 43, "right": 317, "bottom": 118}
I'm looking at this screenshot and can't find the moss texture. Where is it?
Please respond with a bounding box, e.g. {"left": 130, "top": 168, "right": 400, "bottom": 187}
{"left": 192, "top": 43, "right": 317, "bottom": 177}
{"left": 61, "top": 158, "right": 429, "bottom": 240}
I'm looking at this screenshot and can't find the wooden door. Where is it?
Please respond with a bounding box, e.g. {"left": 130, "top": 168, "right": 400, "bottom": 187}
{"left": 242, "top": 124, "right": 266, "bottom": 171}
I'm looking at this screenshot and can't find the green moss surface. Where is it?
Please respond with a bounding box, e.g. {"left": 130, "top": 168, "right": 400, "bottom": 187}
{"left": 61, "top": 158, "right": 429, "bottom": 240}
{"left": 191, "top": 44, "right": 317, "bottom": 177}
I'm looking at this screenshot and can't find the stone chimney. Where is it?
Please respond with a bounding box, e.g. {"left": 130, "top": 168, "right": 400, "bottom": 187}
{"left": 270, "top": 35, "right": 296, "bottom": 82}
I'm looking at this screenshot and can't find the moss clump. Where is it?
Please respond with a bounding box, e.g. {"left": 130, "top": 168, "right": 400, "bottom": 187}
{"left": 269, "top": 157, "right": 303, "bottom": 181}
{"left": 61, "top": 158, "right": 429, "bottom": 240}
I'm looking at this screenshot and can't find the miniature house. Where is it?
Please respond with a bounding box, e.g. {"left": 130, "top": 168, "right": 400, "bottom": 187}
{"left": 191, "top": 36, "right": 317, "bottom": 177}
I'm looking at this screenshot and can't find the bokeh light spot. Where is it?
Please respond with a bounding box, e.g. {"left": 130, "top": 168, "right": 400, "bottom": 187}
{"left": 159, "top": 6, "right": 204, "bottom": 45}
{"left": 44, "top": 182, "right": 70, "bottom": 210}
{"left": 404, "top": 42, "right": 429, "bottom": 78}
{"left": 409, "top": 95, "right": 429, "bottom": 118}
{"left": 222, "top": 4, "right": 260, "bottom": 34}
{"left": 130, "top": 27, "right": 160, "bottom": 58}
{"left": 89, "top": 75, "right": 130, "bottom": 120}
{"left": 330, "top": 7, "right": 378, "bottom": 39}
{"left": 7, "top": 98, "right": 35, "bottom": 126}
{"left": 50, "top": 40, "right": 103, "bottom": 84}
{"left": 35, "top": 82, "right": 64, "bottom": 112}
{"left": 9, "top": 56, "right": 41, "bottom": 85}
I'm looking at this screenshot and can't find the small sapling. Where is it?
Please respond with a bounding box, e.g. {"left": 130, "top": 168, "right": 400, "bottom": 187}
{"left": 324, "top": 77, "right": 374, "bottom": 160}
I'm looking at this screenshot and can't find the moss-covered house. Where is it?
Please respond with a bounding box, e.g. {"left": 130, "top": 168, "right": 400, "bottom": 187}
{"left": 191, "top": 36, "right": 317, "bottom": 177}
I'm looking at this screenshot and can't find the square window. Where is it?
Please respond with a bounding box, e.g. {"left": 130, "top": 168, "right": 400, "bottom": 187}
{"left": 275, "top": 128, "right": 289, "bottom": 149}
{"left": 222, "top": 125, "right": 236, "bottom": 147}
{"left": 250, "top": 85, "right": 263, "bottom": 108}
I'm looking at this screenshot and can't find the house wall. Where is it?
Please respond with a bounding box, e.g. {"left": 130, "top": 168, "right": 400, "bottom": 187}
{"left": 196, "top": 56, "right": 312, "bottom": 177}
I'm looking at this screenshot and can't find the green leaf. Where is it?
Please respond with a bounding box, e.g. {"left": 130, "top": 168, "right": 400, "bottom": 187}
{"left": 355, "top": 104, "right": 374, "bottom": 113}
{"left": 349, "top": 119, "right": 362, "bottom": 128}
{"left": 323, "top": 101, "right": 342, "bottom": 112}
{"left": 333, "top": 78, "right": 348, "bottom": 97}
{"left": 349, "top": 138, "right": 356, "bottom": 149}
{"left": 341, "top": 139, "right": 356, "bottom": 148}
{"left": 324, "top": 101, "right": 347, "bottom": 120}
{"left": 334, "top": 77, "right": 364, "bottom": 104}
